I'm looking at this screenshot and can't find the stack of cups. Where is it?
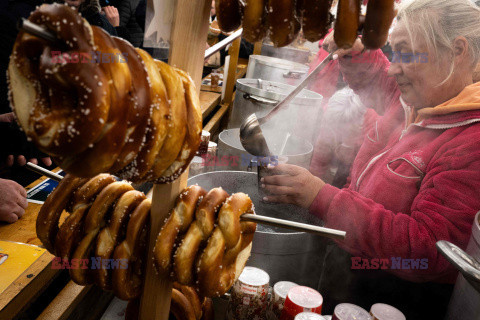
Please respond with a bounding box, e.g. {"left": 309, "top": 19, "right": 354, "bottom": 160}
{"left": 270, "top": 281, "right": 298, "bottom": 319}
{"left": 332, "top": 303, "right": 372, "bottom": 320}
{"left": 226, "top": 267, "right": 270, "bottom": 320}
{"left": 370, "top": 303, "right": 406, "bottom": 320}
{"left": 279, "top": 286, "right": 323, "bottom": 320}
{"left": 295, "top": 312, "right": 327, "bottom": 320}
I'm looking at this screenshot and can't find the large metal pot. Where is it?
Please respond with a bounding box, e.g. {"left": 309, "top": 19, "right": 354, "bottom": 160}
{"left": 436, "top": 210, "right": 480, "bottom": 320}
{"left": 228, "top": 79, "right": 323, "bottom": 144}
{"left": 217, "top": 128, "right": 313, "bottom": 171}
{"left": 246, "top": 55, "right": 309, "bottom": 87}
{"left": 188, "top": 171, "right": 329, "bottom": 289}
{"left": 261, "top": 43, "right": 311, "bottom": 64}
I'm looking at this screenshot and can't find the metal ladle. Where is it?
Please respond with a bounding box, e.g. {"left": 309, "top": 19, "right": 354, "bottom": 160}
{"left": 240, "top": 52, "right": 334, "bottom": 156}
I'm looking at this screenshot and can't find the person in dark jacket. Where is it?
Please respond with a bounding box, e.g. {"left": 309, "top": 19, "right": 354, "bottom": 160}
{"left": 112, "top": 0, "right": 145, "bottom": 47}
{"left": 64, "top": 0, "right": 117, "bottom": 36}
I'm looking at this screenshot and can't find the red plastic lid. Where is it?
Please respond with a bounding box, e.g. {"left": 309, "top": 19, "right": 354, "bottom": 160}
{"left": 332, "top": 303, "right": 372, "bottom": 320}
{"left": 370, "top": 303, "right": 406, "bottom": 320}
{"left": 284, "top": 286, "right": 323, "bottom": 315}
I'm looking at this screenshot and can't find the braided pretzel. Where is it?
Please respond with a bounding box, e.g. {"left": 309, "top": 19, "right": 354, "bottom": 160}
{"left": 156, "top": 68, "right": 203, "bottom": 183}
{"left": 142, "top": 60, "right": 187, "bottom": 181}
{"left": 125, "top": 285, "right": 214, "bottom": 320}
{"left": 117, "top": 48, "right": 170, "bottom": 182}
{"left": 153, "top": 185, "right": 207, "bottom": 275}
{"left": 53, "top": 26, "right": 132, "bottom": 176}
{"left": 36, "top": 174, "right": 87, "bottom": 253}
{"left": 95, "top": 190, "right": 146, "bottom": 291}
{"left": 112, "top": 198, "right": 151, "bottom": 300}
{"left": 9, "top": 4, "right": 108, "bottom": 157}
{"left": 55, "top": 174, "right": 116, "bottom": 260}
{"left": 70, "top": 181, "right": 133, "bottom": 285}
{"left": 9, "top": 4, "right": 202, "bottom": 183}
{"left": 174, "top": 188, "right": 229, "bottom": 285}
{"left": 196, "top": 193, "right": 256, "bottom": 297}
{"left": 174, "top": 283, "right": 203, "bottom": 320}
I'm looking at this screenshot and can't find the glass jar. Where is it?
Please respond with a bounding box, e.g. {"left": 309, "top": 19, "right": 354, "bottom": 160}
{"left": 295, "top": 312, "right": 327, "bottom": 320}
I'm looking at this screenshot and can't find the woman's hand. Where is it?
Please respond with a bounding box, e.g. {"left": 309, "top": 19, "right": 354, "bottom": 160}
{"left": 322, "top": 31, "right": 365, "bottom": 59}
{"left": 261, "top": 164, "right": 325, "bottom": 208}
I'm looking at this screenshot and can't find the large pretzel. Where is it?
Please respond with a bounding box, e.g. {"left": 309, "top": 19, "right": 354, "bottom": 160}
{"left": 70, "top": 181, "right": 133, "bottom": 285}
{"left": 36, "top": 174, "right": 87, "bottom": 253}
{"left": 95, "top": 190, "right": 146, "bottom": 291}
{"left": 112, "top": 198, "right": 151, "bottom": 300}
{"left": 153, "top": 185, "right": 207, "bottom": 275}
{"left": 174, "top": 188, "right": 229, "bottom": 285}
{"left": 9, "top": 4, "right": 201, "bottom": 183}
{"left": 55, "top": 174, "right": 116, "bottom": 260}
{"left": 196, "top": 193, "right": 257, "bottom": 297}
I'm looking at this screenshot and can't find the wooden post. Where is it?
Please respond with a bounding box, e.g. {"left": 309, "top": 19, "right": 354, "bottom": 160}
{"left": 139, "top": 0, "right": 211, "bottom": 319}
{"left": 253, "top": 41, "right": 262, "bottom": 55}
{"left": 223, "top": 37, "right": 241, "bottom": 105}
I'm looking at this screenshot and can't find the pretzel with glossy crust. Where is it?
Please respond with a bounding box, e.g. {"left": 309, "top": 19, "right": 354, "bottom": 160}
{"left": 36, "top": 174, "right": 87, "bottom": 253}
{"left": 8, "top": 4, "right": 108, "bottom": 157}
{"left": 95, "top": 190, "right": 146, "bottom": 291}
{"left": 70, "top": 181, "right": 133, "bottom": 285}
{"left": 55, "top": 174, "right": 116, "bottom": 260}
{"left": 156, "top": 68, "right": 202, "bottom": 183}
{"left": 154, "top": 185, "right": 207, "bottom": 275}
{"left": 196, "top": 193, "right": 257, "bottom": 297}
{"left": 174, "top": 188, "right": 229, "bottom": 285}
{"left": 112, "top": 198, "right": 151, "bottom": 300}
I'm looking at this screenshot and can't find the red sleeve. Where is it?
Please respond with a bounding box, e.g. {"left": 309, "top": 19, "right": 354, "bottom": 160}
{"left": 308, "top": 129, "right": 480, "bottom": 283}
{"left": 339, "top": 49, "right": 400, "bottom": 116}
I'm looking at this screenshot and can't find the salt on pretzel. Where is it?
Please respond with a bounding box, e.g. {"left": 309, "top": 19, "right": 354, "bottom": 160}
{"left": 174, "top": 283, "right": 203, "bottom": 320}
{"left": 53, "top": 26, "right": 132, "bottom": 176}
{"left": 196, "top": 193, "right": 257, "bottom": 297}
{"left": 143, "top": 60, "right": 187, "bottom": 181}
{"left": 107, "top": 37, "right": 151, "bottom": 173}
{"left": 70, "top": 181, "right": 133, "bottom": 285}
{"left": 118, "top": 48, "right": 170, "bottom": 182}
{"left": 36, "top": 174, "right": 87, "bottom": 253}
{"left": 8, "top": 4, "right": 109, "bottom": 157}
{"left": 95, "top": 190, "right": 146, "bottom": 291}
{"left": 9, "top": 4, "right": 202, "bottom": 184}
{"left": 153, "top": 185, "right": 207, "bottom": 275}
{"left": 112, "top": 198, "right": 151, "bottom": 300}
{"left": 174, "top": 188, "right": 229, "bottom": 285}
{"left": 156, "top": 68, "right": 202, "bottom": 183}
{"left": 55, "top": 174, "right": 116, "bottom": 260}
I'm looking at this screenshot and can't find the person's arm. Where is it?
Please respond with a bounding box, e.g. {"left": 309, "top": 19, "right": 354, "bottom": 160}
{"left": 117, "top": 0, "right": 132, "bottom": 27}
{"left": 309, "top": 130, "right": 480, "bottom": 282}
{"left": 323, "top": 33, "right": 400, "bottom": 115}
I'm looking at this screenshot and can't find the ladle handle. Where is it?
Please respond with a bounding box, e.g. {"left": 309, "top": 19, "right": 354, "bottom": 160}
{"left": 260, "top": 52, "right": 334, "bottom": 124}
{"left": 241, "top": 213, "right": 346, "bottom": 240}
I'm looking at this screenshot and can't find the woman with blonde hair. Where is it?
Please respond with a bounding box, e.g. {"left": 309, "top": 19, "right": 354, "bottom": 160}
{"left": 262, "top": 0, "right": 480, "bottom": 316}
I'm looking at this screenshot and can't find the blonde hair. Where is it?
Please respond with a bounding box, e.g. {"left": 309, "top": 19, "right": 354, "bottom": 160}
{"left": 397, "top": 0, "right": 480, "bottom": 85}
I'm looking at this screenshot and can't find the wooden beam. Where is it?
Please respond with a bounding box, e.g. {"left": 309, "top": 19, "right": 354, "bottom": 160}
{"left": 139, "top": 0, "right": 211, "bottom": 319}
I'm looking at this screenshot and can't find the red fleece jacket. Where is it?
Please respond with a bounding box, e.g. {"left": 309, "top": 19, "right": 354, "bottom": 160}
{"left": 309, "top": 49, "right": 480, "bottom": 283}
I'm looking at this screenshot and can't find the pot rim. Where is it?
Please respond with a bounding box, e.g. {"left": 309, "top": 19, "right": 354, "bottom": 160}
{"left": 218, "top": 129, "right": 314, "bottom": 158}
{"left": 236, "top": 78, "right": 323, "bottom": 105}
{"left": 248, "top": 55, "right": 309, "bottom": 71}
